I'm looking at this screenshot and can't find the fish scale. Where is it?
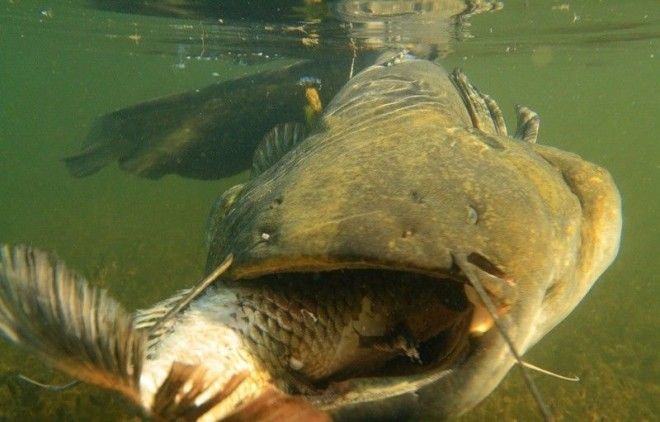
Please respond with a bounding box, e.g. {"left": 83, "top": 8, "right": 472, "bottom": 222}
{"left": 223, "top": 271, "right": 469, "bottom": 384}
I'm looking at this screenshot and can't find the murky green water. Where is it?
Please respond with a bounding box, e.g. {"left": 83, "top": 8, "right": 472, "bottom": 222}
{"left": 0, "top": 0, "right": 657, "bottom": 420}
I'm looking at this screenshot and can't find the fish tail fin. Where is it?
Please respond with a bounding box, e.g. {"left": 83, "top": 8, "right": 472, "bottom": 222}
{"left": 0, "top": 245, "right": 144, "bottom": 403}
{"left": 64, "top": 111, "right": 135, "bottom": 177}
{"left": 63, "top": 143, "right": 118, "bottom": 177}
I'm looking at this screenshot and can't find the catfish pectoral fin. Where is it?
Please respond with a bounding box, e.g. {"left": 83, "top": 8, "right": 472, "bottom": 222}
{"left": 0, "top": 245, "right": 145, "bottom": 403}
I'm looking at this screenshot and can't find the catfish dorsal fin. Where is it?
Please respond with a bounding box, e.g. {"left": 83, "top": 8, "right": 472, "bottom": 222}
{"left": 514, "top": 105, "right": 541, "bottom": 143}
{"left": 251, "top": 122, "right": 307, "bottom": 178}
{"left": 0, "top": 245, "right": 144, "bottom": 403}
{"left": 450, "top": 68, "right": 508, "bottom": 136}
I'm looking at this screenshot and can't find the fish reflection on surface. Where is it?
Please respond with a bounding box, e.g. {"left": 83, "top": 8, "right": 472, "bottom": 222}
{"left": 65, "top": 0, "right": 501, "bottom": 180}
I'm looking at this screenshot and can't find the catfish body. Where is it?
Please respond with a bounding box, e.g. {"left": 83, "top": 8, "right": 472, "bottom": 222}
{"left": 1, "top": 54, "right": 621, "bottom": 420}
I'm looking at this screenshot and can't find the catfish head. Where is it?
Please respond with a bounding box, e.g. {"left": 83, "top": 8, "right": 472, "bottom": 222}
{"left": 206, "top": 53, "right": 622, "bottom": 418}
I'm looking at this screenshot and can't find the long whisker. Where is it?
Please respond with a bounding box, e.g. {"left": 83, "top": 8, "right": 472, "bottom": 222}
{"left": 149, "top": 254, "right": 233, "bottom": 335}
{"left": 17, "top": 374, "right": 80, "bottom": 392}
{"left": 522, "top": 361, "right": 580, "bottom": 382}
{"left": 468, "top": 275, "right": 555, "bottom": 422}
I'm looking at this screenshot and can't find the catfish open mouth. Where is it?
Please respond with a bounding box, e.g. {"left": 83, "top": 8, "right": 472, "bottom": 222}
{"left": 222, "top": 264, "right": 496, "bottom": 392}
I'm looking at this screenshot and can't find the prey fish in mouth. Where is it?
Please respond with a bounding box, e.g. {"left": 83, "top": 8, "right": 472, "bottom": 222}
{"left": 0, "top": 53, "right": 621, "bottom": 420}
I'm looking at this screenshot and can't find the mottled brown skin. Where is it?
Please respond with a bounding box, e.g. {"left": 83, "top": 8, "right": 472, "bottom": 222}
{"left": 206, "top": 55, "right": 621, "bottom": 418}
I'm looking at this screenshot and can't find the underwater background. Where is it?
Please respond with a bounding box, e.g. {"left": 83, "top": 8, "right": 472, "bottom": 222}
{"left": 0, "top": 0, "right": 657, "bottom": 420}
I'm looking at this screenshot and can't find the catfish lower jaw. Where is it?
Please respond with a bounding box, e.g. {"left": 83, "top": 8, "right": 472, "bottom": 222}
{"left": 220, "top": 266, "right": 495, "bottom": 393}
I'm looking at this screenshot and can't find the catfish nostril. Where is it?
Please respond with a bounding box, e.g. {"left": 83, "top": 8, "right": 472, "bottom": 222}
{"left": 410, "top": 190, "right": 424, "bottom": 204}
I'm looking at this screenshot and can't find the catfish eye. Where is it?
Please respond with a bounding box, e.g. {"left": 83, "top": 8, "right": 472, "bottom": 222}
{"left": 205, "top": 184, "right": 245, "bottom": 247}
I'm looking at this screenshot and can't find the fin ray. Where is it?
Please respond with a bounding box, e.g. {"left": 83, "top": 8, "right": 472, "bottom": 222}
{"left": 251, "top": 123, "right": 307, "bottom": 178}
{"left": 450, "top": 69, "right": 508, "bottom": 136}
{"left": 152, "top": 362, "right": 248, "bottom": 420}
{"left": 514, "top": 105, "right": 540, "bottom": 143}
{"left": 134, "top": 254, "right": 233, "bottom": 355}
{"left": 134, "top": 288, "right": 192, "bottom": 353}
{"left": 0, "top": 245, "right": 144, "bottom": 402}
